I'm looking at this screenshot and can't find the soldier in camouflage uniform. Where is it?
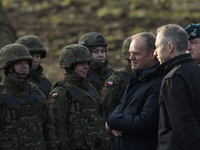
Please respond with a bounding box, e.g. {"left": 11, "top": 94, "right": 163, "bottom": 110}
{"left": 15, "top": 35, "right": 52, "bottom": 97}
{"left": 0, "top": 43, "right": 58, "bottom": 149}
{"left": 78, "top": 32, "right": 114, "bottom": 95}
{"left": 101, "top": 36, "right": 133, "bottom": 119}
{"left": 49, "top": 44, "right": 112, "bottom": 150}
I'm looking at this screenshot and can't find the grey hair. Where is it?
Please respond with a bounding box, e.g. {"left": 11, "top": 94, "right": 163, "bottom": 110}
{"left": 157, "top": 24, "right": 189, "bottom": 52}
{"left": 132, "top": 32, "right": 156, "bottom": 54}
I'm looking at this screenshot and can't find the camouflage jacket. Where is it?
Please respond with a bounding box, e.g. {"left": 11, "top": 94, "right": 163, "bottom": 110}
{"left": 101, "top": 62, "right": 133, "bottom": 119}
{"left": 87, "top": 60, "right": 114, "bottom": 96}
{"left": 29, "top": 65, "right": 52, "bottom": 97}
{"left": 49, "top": 73, "right": 112, "bottom": 150}
{"left": 0, "top": 75, "right": 58, "bottom": 150}
{"left": 0, "top": 69, "right": 4, "bottom": 82}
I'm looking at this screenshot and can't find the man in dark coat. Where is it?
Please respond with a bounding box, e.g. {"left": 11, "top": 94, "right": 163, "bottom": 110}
{"left": 105, "top": 32, "right": 162, "bottom": 150}
{"left": 154, "top": 24, "right": 200, "bottom": 150}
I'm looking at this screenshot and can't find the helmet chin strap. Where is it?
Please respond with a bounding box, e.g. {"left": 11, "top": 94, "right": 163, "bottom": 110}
{"left": 7, "top": 64, "right": 28, "bottom": 79}
{"left": 7, "top": 72, "right": 28, "bottom": 79}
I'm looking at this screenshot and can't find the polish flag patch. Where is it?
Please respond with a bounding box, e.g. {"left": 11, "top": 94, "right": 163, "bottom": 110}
{"left": 52, "top": 93, "right": 58, "bottom": 98}
{"left": 107, "top": 81, "right": 113, "bottom": 86}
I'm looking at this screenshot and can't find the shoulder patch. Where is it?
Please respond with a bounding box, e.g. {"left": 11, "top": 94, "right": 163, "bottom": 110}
{"left": 107, "top": 81, "right": 113, "bottom": 86}
{"left": 52, "top": 92, "right": 58, "bottom": 98}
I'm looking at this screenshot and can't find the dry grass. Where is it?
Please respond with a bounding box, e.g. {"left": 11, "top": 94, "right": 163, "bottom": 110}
{"left": 2, "top": 0, "right": 200, "bottom": 84}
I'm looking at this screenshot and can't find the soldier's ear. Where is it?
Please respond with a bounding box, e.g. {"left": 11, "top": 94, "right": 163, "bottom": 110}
{"left": 168, "top": 42, "right": 174, "bottom": 53}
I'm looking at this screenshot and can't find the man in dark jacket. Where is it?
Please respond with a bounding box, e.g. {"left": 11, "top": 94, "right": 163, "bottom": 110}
{"left": 154, "top": 24, "right": 200, "bottom": 150}
{"left": 105, "top": 32, "right": 162, "bottom": 150}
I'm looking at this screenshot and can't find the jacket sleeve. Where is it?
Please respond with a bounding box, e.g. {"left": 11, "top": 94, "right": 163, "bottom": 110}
{"left": 0, "top": 96, "right": 6, "bottom": 125}
{"left": 49, "top": 88, "right": 70, "bottom": 150}
{"left": 107, "top": 83, "right": 160, "bottom": 133}
{"left": 40, "top": 94, "right": 59, "bottom": 150}
{"left": 163, "top": 75, "right": 200, "bottom": 149}
{"left": 101, "top": 74, "right": 127, "bottom": 119}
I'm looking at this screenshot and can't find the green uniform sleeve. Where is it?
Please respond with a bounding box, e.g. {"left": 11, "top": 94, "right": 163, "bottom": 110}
{"left": 0, "top": 96, "right": 6, "bottom": 125}
{"left": 40, "top": 92, "right": 59, "bottom": 150}
{"left": 101, "top": 73, "right": 127, "bottom": 119}
{"left": 49, "top": 86, "right": 70, "bottom": 150}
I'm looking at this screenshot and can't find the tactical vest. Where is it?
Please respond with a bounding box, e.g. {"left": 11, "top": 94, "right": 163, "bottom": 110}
{"left": 115, "top": 71, "right": 132, "bottom": 84}
{"left": 0, "top": 85, "right": 47, "bottom": 150}
{"left": 53, "top": 81, "right": 111, "bottom": 150}
{"left": 87, "top": 68, "right": 114, "bottom": 94}
{"left": 36, "top": 75, "right": 51, "bottom": 97}
{"left": 39, "top": 73, "right": 52, "bottom": 91}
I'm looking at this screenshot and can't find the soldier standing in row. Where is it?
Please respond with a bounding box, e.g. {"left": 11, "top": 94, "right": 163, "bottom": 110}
{"left": 78, "top": 32, "right": 114, "bottom": 95}
{"left": 49, "top": 44, "right": 112, "bottom": 149}
{"left": 101, "top": 35, "right": 133, "bottom": 119}
{"left": 0, "top": 43, "right": 58, "bottom": 149}
{"left": 15, "top": 35, "right": 52, "bottom": 97}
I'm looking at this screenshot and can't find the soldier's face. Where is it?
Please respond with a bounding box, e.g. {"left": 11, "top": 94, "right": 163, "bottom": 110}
{"left": 129, "top": 36, "right": 154, "bottom": 72}
{"left": 186, "top": 38, "right": 200, "bottom": 64}
{"left": 74, "top": 62, "right": 89, "bottom": 77}
{"left": 91, "top": 47, "right": 106, "bottom": 62}
{"left": 8, "top": 60, "right": 29, "bottom": 81}
{"left": 31, "top": 53, "right": 41, "bottom": 69}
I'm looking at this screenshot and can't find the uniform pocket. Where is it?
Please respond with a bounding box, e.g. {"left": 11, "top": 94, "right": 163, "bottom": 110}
{"left": 158, "top": 95, "right": 171, "bottom": 128}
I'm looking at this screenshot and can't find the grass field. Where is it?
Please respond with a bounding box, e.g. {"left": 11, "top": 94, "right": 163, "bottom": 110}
{"left": 2, "top": 0, "right": 200, "bottom": 84}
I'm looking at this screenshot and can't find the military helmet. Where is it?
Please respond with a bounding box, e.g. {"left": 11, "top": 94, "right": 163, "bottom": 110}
{"left": 78, "top": 32, "right": 108, "bottom": 47}
{"left": 15, "top": 35, "right": 46, "bottom": 59}
{"left": 0, "top": 43, "right": 33, "bottom": 70}
{"left": 122, "top": 36, "right": 132, "bottom": 60}
{"left": 60, "top": 44, "right": 92, "bottom": 68}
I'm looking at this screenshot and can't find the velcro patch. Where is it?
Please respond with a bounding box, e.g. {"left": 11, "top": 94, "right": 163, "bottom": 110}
{"left": 107, "top": 81, "right": 113, "bottom": 86}
{"left": 52, "top": 93, "right": 58, "bottom": 98}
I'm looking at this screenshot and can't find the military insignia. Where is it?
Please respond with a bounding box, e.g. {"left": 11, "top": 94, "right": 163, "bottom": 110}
{"left": 191, "top": 28, "right": 197, "bottom": 37}
{"left": 107, "top": 81, "right": 113, "bottom": 86}
{"left": 52, "top": 93, "right": 58, "bottom": 98}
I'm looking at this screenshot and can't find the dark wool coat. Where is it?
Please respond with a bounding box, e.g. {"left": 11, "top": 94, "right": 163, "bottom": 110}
{"left": 156, "top": 54, "right": 200, "bottom": 150}
{"left": 107, "top": 62, "right": 162, "bottom": 150}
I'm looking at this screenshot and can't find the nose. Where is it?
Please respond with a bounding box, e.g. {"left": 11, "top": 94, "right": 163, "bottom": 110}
{"left": 84, "top": 63, "right": 89, "bottom": 69}
{"left": 129, "top": 54, "right": 135, "bottom": 60}
{"left": 86, "top": 64, "right": 89, "bottom": 69}
{"left": 32, "top": 56, "right": 38, "bottom": 62}
{"left": 187, "top": 42, "right": 192, "bottom": 51}
{"left": 22, "top": 62, "right": 29, "bottom": 68}
{"left": 98, "top": 51, "right": 104, "bottom": 57}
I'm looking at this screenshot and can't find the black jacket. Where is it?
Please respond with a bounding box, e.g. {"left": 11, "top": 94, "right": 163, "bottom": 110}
{"left": 107, "top": 62, "right": 162, "bottom": 150}
{"left": 156, "top": 54, "right": 200, "bottom": 150}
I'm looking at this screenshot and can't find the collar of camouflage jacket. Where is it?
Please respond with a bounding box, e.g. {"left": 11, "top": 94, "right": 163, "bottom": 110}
{"left": 2, "top": 75, "right": 30, "bottom": 94}
{"left": 29, "top": 65, "right": 43, "bottom": 82}
{"left": 64, "top": 72, "right": 90, "bottom": 91}
{"left": 89, "top": 59, "right": 109, "bottom": 75}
